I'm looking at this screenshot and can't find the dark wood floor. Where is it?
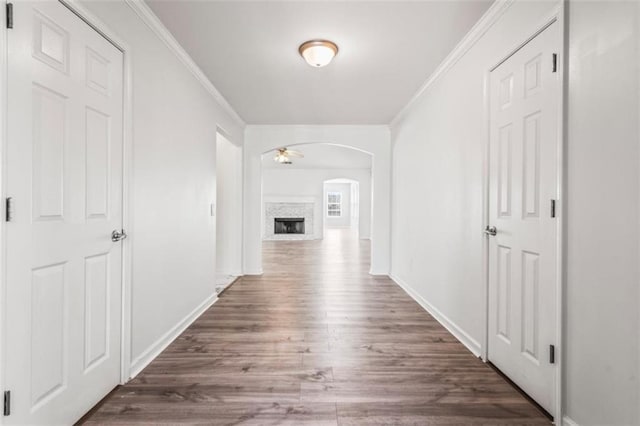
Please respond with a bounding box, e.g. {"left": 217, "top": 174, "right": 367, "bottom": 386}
{"left": 83, "top": 229, "right": 550, "bottom": 425}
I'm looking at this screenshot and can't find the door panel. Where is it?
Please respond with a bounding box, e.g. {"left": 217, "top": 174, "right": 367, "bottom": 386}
{"left": 496, "top": 244, "right": 512, "bottom": 343}
{"left": 5, "top": 1, "right": 124, "bottom": 424}
{"left": 85, "top": 106, "right": 111, "bottom": 219}
{"left": 521, "top": 250, "right": 540, "bottom": 362}
{"left": 32, "top": 84, "right": 67, "bottom": 221}
{"left": 84, "top": 252, "right": 110, "bottom": 371}
{"left": 488, "top": 21, "right": 559, "bottom": 414}
{"left": 30, "top": 263, "right": 66, "bottom": 409}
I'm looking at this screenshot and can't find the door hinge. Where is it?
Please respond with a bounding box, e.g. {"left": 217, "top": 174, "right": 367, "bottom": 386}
{"left": 552, "top": 53, "right": 558, "bottom": 73}
{"left": 5, "top": 197, "right": 13, "bottom": 222}
{"left": 3, "top": 391, "right": 10, "bottom": 416}
{"left": 550, "top": 199, "right": 557, "bottom": 218}
{"left": 549, "top": 345, "right": 556, "bottom": 364}
{"left": 6, "top": 3, "right": 13, "bottom": 29}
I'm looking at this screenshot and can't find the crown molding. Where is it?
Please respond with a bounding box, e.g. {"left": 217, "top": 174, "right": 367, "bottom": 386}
{"left": 390, "top": 0, "right": 515, "bottom": 128}
{"left": 125, "top": 0, "right": 246, "bottom": 128}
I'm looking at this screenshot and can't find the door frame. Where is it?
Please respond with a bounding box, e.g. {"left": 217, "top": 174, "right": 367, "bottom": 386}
{"left": 480, "top": 2, "right": 565, "bottom": 422}
{"left": 0, "top": 2, "right": 134, "bottom": 416}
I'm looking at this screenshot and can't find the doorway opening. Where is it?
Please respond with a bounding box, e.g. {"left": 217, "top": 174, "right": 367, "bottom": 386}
{"left": 483, "top": 17, "right": 562, "bottom": 420}
{"left": 259, "top": 143, "right": 373, "bottom": 270}
{"left": 215, "top": 130, "right": 242, "bottom": 294}
{"left": 323, "top": 178, "right": 361, "bottom": 239}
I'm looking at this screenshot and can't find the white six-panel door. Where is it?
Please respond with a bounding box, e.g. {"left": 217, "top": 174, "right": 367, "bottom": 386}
{"left": 487, "top": 21, "right": 559, "bottom": 415}
{"left": 5, "top": 1, "right": 124, "bottom": 423}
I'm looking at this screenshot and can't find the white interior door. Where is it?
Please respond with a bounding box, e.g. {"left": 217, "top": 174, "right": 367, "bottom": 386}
{"left": 4, "top": 1, "right": 124, "bottom": 423}
{"left": 487, "top": 21, "right": 559, "bottom": 415}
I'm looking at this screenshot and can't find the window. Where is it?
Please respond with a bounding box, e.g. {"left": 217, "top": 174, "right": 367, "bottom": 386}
{"left": 327, "top": 192, "right": 342, "bottom": 217}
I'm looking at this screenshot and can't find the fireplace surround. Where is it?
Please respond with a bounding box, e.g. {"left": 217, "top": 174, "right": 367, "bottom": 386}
{"left": 264, "top": 201, "right": 314, "bottom": 240}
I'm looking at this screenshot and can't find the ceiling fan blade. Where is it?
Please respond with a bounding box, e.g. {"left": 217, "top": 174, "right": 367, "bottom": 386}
{"left": 272, "top": 147, "right": 302, "bottom": 162}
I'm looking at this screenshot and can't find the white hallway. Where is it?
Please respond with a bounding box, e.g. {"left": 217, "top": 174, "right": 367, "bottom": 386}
{"left": 0, "top": 0, "right": 638, "bottom": 425}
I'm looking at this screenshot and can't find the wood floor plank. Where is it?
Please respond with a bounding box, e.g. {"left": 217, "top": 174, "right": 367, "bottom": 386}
{"left": 79, "top": 229, "right": 549, "bottom": 425}
{"left": 337, "top": 402, "right": 550, "bottom": 425}
{"left": 85, "top": 402, "right": 338, "bottom": 425}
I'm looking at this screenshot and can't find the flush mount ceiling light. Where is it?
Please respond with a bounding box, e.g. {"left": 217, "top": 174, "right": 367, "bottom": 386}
{"left": 298, "top": 40, "right": 338, "bottom": 67}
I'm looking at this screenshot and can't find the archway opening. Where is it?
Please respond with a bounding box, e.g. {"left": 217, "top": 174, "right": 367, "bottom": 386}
{"left": 259, "top": 143, "right": 372, "bottom": 269}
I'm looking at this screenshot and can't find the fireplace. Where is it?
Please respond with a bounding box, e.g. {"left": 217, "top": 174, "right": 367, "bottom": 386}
{"left": 265, "top": 202, "right": 314, "bottom": 240}
{"left": 274, "top": 218, "right": 305, "bottom": 235}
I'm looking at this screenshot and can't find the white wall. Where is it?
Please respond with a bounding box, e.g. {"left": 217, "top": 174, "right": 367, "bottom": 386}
{"left": 245, "top": 126, "right": 391, "bottom": 275}
{"left": 391, "top": 0, "right": 559, "bottom": 356}
{"left": 565, "top": 1, "right": 639, "bottom": 425}
{"left": 79, "top": 1, "right": 244, "bottom": 377}
{"left": 262, "top": 169, "right": 371, "bottom": 239}
{"left": 324, "top": 182, "right": 353, "bottom": 229}
{"left": 390, "top": 0, "right": 640, "bottom": 424}
{"left": 216, "top": 132, "right": 243, "bottom": 276}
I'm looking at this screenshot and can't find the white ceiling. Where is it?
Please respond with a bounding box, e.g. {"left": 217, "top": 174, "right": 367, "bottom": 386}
{"left": 147, "top": 0, "right": 493, "bottom": 125}
{"left": 261, "top": 144, "right": 371, "bottom": 169}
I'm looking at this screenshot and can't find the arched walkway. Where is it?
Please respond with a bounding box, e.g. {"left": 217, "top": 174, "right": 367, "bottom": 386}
{"left": 243, "top": 126, "right": 392, "bottom": 276}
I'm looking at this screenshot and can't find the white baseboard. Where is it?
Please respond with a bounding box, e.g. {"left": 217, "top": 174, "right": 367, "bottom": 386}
{"left": 562, "top": 416, "right": 579, "bottom": 426}
{"left": 389, "top": 274, "right": 482, "bottom": 357}
{"left": 128, "top": 293, "right": 218, "bottom": 379}
{"left": 243, "top": 269, "right": 263, "bottom": 275}
{"left": 369, "top": 269, "right": 389, "bottom": 276}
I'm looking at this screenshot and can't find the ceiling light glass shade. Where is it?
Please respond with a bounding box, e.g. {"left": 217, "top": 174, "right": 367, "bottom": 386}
{"left": 299, "top": 40, "right": 338, "bottom": 67}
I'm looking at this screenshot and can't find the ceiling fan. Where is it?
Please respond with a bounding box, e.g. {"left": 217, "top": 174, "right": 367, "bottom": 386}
{"left": 274, "top": 147, "right": 304, "bottom": 164}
